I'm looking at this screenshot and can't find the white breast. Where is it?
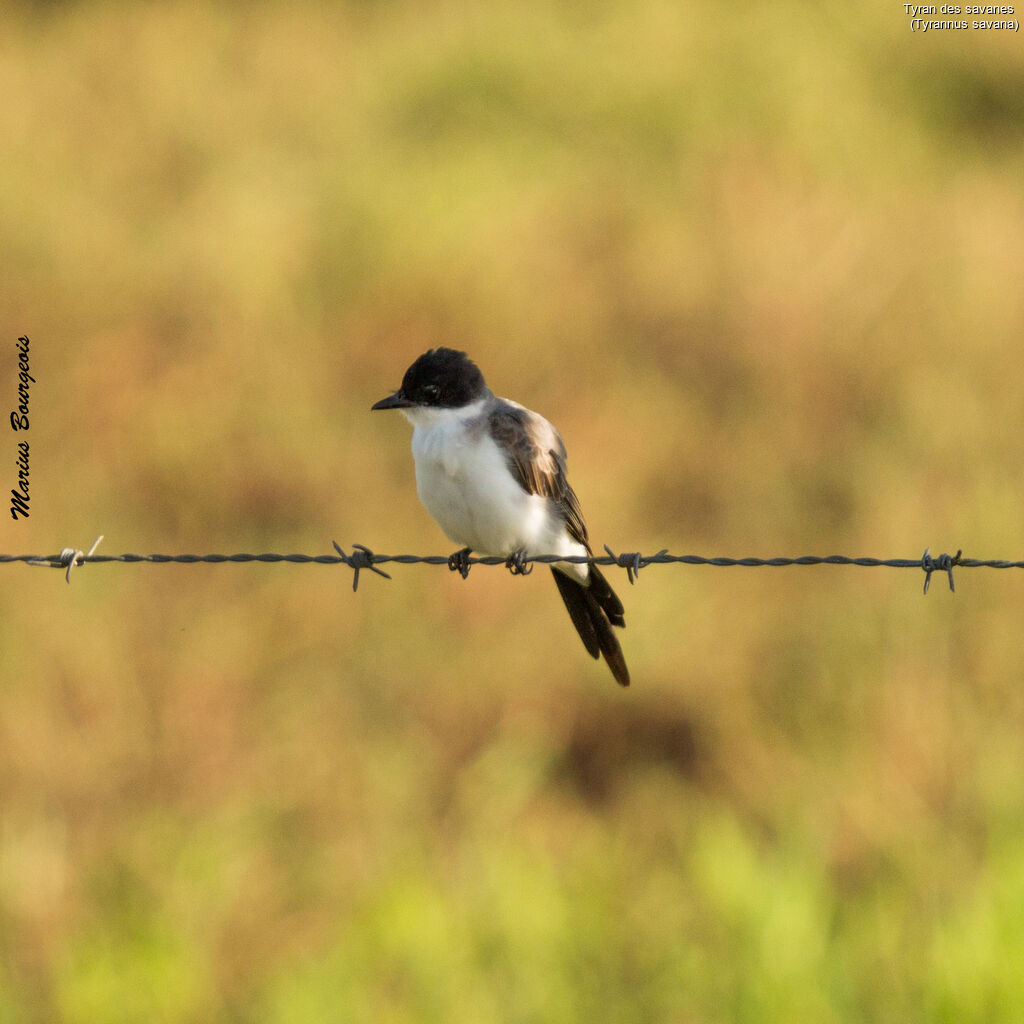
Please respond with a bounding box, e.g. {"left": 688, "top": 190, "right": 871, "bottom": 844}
{"left": 403, "top": 402, "right": 584, "bottom": 569}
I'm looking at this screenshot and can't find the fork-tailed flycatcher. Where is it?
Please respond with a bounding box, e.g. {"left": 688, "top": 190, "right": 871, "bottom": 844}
{"left": 372, "top": 348, "right": 629, "bottom": 686}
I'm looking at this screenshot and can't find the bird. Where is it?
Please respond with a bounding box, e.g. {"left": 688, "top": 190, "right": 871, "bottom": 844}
{"left": 371, "top": 347, "right": 629, "bottom": 686}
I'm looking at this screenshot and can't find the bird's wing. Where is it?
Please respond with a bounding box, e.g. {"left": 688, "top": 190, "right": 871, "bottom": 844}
{"left": 488, "top": 400, "right": 590, "bottom": 550}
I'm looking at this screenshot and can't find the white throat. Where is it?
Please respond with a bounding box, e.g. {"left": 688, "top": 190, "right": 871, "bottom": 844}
{"left": 398, "top": 396, "right": 489, "bottom": 430}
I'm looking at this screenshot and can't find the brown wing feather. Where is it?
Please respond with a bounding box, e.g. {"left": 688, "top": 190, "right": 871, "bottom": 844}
{"left": 488, "top": 403, "right": 590, "bottom": 550}
{"left": 490, "top": 401, "right": 629, "bottom": 686}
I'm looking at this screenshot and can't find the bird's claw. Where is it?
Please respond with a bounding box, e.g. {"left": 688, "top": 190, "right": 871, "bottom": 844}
{"left": 505, "top": 548, "right": 533, "bottom": 576}
{"left": 448, "top": 547, "right": 473, "bottom": 579}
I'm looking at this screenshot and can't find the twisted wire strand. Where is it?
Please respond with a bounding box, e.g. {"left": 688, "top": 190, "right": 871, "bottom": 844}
{"left": 4, "top": 538, "right": 1018, "bottom": 592}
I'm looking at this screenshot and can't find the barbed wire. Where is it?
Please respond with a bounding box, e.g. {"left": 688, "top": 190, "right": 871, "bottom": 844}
{"left": 6, "top": 536, "right": 1024, "bottom": 593}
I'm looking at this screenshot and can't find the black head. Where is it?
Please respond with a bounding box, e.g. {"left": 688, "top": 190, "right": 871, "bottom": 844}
{"left": 371, "top": 348, "right": 489, "bottom": 411}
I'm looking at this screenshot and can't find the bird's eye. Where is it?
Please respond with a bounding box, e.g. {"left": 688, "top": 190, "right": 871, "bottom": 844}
{"left": 422, "top": 383, "right": 440, "bottom": 403}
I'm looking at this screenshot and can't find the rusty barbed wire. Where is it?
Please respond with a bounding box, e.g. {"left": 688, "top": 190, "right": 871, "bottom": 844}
{"left": 4, "top": 537, "right": 1022, "bottom": 593}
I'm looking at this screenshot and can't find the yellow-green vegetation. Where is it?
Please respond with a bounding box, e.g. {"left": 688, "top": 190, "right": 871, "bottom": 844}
{"left": 2, "top": 1, "right": 1024, "bottom": 1020}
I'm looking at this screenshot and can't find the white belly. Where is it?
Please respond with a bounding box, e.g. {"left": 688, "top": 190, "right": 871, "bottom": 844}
{"left": 409, "top": 419, "right": 586, "bottom": 576}
{"left": 413, "top": 433, "right": 541, "bottom": 553}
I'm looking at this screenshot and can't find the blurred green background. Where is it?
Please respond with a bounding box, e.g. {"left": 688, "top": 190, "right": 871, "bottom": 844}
{"left": 3, "top": 1, "right": 1024, "bottom": 1020}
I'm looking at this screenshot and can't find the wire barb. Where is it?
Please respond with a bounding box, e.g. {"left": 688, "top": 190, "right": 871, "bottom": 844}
{"left": 921, "top": 548, "right": 961, "bottom": 594}
{"left": 26, "top": 535, "right": 104, "bottom": 583}
{"left": 603, "top": 545, "right": 659, "bottom": 585}
{"left": 332, "top": 542, "right": 392, "bottom": 592}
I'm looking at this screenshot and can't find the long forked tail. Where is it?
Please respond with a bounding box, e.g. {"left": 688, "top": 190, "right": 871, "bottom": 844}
{"left": 551, "top": 566, "right": 630, "bottom": 687}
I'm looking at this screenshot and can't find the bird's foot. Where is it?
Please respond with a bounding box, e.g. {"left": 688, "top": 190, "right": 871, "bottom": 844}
{"left": 447, "top": 547, "right": 473, "bottom": 579}
{"left": 505, "top": 548, "right": 533, "bottom": 576}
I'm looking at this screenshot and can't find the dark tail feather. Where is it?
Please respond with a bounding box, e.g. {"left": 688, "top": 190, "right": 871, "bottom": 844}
{"left": 587, "top": 564, "right": 625, "bottom": 627}
{"left": 551, "top": 567, "right": 630, "bottom": 687}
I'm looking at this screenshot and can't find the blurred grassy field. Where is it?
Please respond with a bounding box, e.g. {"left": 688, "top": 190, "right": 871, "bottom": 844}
{"left": 3, "top": 1, "right": 1024, "bottom": 1020}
